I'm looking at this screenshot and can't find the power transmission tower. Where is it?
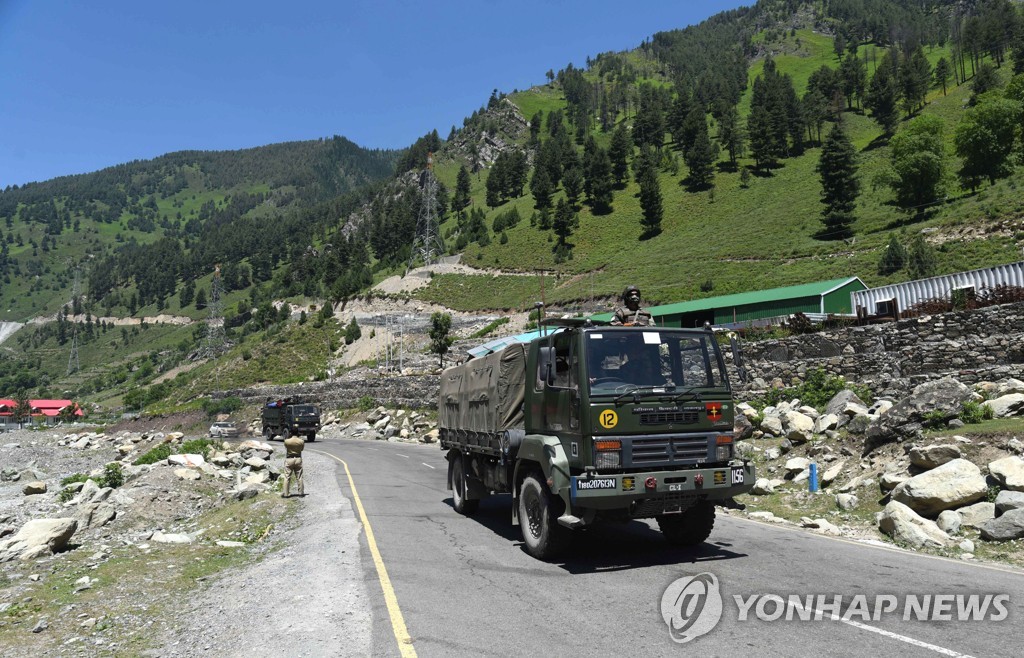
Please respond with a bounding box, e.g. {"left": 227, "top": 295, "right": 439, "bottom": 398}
{"left": 409, "top": 153, "right": 445, "bottom": 269}
{"left": 200, "top": 264, "right": 226, "bottom": 358}
{"left": 67, "top": 266, "right": 81, "bottom": 375}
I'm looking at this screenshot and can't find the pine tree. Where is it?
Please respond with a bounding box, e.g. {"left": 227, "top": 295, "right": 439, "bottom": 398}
{"left": 562, "top": 166, "right": 584, "bottom": 209}
{"left": 452, "top": 165, "right": 472, "bottom": 213}
{"left": 934, "top": 58, "right": 951, "bottom": 96}
{"left": 608, "top": 123, "right": 633, "bottom": 186}
{"left": 866, "top": 51, "right": 900, "bottom": 134}
{"left": 529, "top": 166, "right": 553, "bottom": 210}
{"left": 816, "top": 122, "right": 859, "bottom": 239}
{"left": 877, "top": 234, "right": 907, "bottom": 275}
{"left": 637, "top": 163, "right": 663, "bottom": 238}
{"left": 684, "top": 116, "right": 718, "bottom": 191}
{"left": 586, "top": 148, "right": 615, "bottom": 214}
{"left": 900, "top": 46, "right": 931, "bottom": 116}
{"left": 906, "top": 234, "right": 938, "bottom": 279}
{"left": 552, "top": 198, "right": 578, "bottom": 250}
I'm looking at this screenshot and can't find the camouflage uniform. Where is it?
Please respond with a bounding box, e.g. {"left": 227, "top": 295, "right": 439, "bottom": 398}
{"left": 282, "top": 435, "right": 305, "bottom": 497}
{"left": 610, "top": 285, "right": 652, "bottom": 326}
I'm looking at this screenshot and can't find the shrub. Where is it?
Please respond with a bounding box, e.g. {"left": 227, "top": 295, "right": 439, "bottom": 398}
{"left": 959, "top": 401, "right": 994, "bottom": 424}
{"left": 60, "top": 473, "right": 90, "bottom": 486}
{"left": 755, "top": 368, "right": 872, "bottom": 411}
{"left": 101, "top": 463, "right": 124, "bottom": 489}
{"left": 182, "top": 438, "right": 217, "bottom": 457}
{"left": 357, "top": 395, "right": 376, "bottom": 412}
{"left": 921, "top": 410, "right": 949, "bottom": 428}
{"left": 202, "top": 396, "right": 243, "bottom": 418}
{"left": 134, "top": 444, "right": 173, "bottom": 465}
{"left": 469, "top": 317, "right": 510, "bottom": 339}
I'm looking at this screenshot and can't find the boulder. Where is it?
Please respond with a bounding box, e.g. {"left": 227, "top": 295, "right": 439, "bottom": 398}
{"left": 996, "top": 378, "right": 1024, "bottom": 396}
{"left": 877, "top": 501, "right": 950, "bottom": 548}
{"left": 936, "top": 510, "right": 961, "bottom": 535}
{"left": 784, "top": 411, "right": 815, "bottom": 443}
{"left": 784, "top": 457, "right": 811, "bottom": 479}
{"left": 825, "top": 390, "right": 867, "bottom": 417}
{"left": 836, "top": 493, "right": 858, "bottom": 510}
{"left": 978, "top": 509, "right": 1024, "bottom": 542}
{"left": 0, "top": 518, "right": 78, "bottom": 562}
{"left": 957, "top": 502, "right": 996, "bottom": 528}
{"left": 846, "top": 414, "right": 872, "bottom": 434}
{"left": 751, "top": 478, "right": 775, "bottom": 495}
{"left": 821, "top": 460, "right": 846, "bottom": 487}
{"left": 74, "top": 502, "right": 116, "bottom": 530}
{"left": 22, "top": 481, "right": 47, "bottom": 495}
{"left": 813, "top": 413, "right": 840, "bottom": 434}
{"left": 908, "top": 444, "right": 961, "bottom": 470}
{"left": 891, "top": 459, "right": 987, "bottom": 517}
{"left": 734, "top": 413, "right": 754, "bottom": 441}
{"left": 760, "top": 415, "right": 783, "bottom": 437}
{"left": 983, "top": 394, "right": 1024, "bottom": 418}
{"left": 864, "top": 378, "right": 975, "bottom": 452}
{"left": 988, "top": 456, "right": 1024, "bottom": 492}
{"left": 151, "top": 532, "right": 192, "bottom": 544}
{"left": 168, "top": 454, "right": 206, "bottom": 468}
{"left": 879, "top": 472, "right": 910, "bottom": 492}
{"left": 994, "top": 490, "right": 1024, "bottom": 515}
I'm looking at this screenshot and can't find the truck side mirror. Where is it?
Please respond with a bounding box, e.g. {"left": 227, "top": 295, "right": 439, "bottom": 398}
{"left": 537, "top": 347, "right": 555, "bottom": 386}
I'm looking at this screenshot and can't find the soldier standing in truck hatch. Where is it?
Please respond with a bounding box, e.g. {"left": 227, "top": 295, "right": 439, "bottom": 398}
{"left": 282, "top": 434, "right": 305, "bottom": 497}
{"left": 610, "top": 285, "right": 652, "bottom": 326}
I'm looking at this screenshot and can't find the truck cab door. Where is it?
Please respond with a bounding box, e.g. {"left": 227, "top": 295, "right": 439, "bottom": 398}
{"left": 538, "top": 333, "right": 581, "bottom": 444}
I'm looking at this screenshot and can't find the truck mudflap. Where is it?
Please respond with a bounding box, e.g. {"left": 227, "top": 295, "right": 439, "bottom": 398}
{"left": 568, "top": 461, "right": 755, "bottom": 511}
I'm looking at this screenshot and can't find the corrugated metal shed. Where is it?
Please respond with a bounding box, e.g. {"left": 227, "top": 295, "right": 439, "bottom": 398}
{"left": 852, "top": 261, "right": 1024, "bottom": 315}
{"left": 592, "top": 277, "right": 866, "bottom": 328}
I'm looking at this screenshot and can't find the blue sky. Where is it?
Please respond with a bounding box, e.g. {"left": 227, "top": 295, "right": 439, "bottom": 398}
{"left": 0, "top": 0, "right": 746, "bottom": 188}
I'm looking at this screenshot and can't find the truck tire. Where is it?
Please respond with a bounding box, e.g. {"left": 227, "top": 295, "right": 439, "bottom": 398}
{"left": 657, "top": 501, "right": 716, "bottom": 546}
{"left": 262, "top": 427, "right": 272, "bottom": 441}
{"left": 518, "top": 472, "right": 570, "bottom": 560}
{"left": 306, "top": 433, "right": 316, "bottom": 443}
{"left": 282, "top": 428, "right": 291, "bottom": 442}
{"left": 450, "top": 454, "right": 479, "bottom": 515}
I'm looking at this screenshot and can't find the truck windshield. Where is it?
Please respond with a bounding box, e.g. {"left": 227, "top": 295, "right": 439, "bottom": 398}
{"left": 292, "top": 405, "right": 317, "bottom": 415}
{"left": 585, "top": 329, "right": 726, "bottom": 395}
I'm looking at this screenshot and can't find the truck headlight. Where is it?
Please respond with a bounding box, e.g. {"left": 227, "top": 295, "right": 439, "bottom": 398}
{"left": 715, "top": 435, "right": 733, "bottom": 462}
{"left": 595, "top": 439, "right": 621, "bottom": 469}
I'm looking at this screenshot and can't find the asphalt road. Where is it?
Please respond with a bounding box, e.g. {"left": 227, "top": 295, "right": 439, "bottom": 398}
{"left": 312, "top": 437, "right": 1024, "bottom": 658}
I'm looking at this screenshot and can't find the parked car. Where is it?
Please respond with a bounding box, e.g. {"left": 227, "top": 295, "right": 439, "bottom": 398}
{"left": 208, "top": 421, "right": 239, "bottom": 438}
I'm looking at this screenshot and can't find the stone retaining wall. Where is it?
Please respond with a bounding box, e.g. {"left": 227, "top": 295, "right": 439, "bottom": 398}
{"left": 732, "top": 301, "right": 1024, "bottom": 401}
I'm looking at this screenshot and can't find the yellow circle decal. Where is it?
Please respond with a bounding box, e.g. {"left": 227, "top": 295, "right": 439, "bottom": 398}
{"left": 598, "top": 409, "right": 618, "bottom": 429}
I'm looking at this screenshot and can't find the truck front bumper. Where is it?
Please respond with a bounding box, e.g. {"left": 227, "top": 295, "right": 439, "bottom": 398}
{"left": 568, "top": 461, "right": 755, "bottom": 511}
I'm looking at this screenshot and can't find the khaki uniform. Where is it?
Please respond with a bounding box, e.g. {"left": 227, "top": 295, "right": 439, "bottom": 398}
{"left": 610, "top": 305, "right": 652, "bottom": 326}
{"left": 282, "top": 435, "right": 305, "bottom": 497}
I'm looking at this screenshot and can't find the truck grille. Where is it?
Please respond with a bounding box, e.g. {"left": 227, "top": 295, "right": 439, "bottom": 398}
{"left": 639, "top": 411, "right": 698, "bottom": 425}
{"left": 627, "top": 436, "right": 710, "bottom": 466}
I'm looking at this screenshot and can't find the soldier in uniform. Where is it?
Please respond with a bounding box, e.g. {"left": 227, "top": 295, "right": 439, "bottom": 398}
{"left": 610, "top": 285, "right": 653, "bottom": 326}
{"left": 282, "top": 434, "right": 305, "bottom": 497}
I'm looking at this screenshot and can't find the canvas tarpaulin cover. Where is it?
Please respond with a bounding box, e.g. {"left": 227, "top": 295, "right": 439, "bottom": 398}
{"left": 439, "top": 343, "right": 526, "bottom": 433}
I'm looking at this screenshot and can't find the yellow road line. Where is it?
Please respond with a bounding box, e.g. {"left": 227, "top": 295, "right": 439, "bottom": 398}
{"left": 318, "top": 450, "right": 417, "bottom": 657}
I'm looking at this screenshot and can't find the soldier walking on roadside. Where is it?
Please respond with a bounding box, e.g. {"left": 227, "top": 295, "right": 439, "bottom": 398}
{"left": 282, "top": 434, "right": 305, "bottom": 497}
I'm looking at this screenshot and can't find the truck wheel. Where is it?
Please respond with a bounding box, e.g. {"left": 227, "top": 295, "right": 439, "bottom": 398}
{"left": 518, "top": 472, "right": 570, "bottom": 560}
{"left": 451, "top": 455, "right": 479, "bottom": 515}
{"left": 657, "top": 501, "right": 716, "bottom": 546}
{"left": 282, "top": 428, "right": 291, "bottom": 441}
{"left": 306, "top": 433, "right": 316, "bottom": 443}
{"left": 262, "top": 427, "right": 271, "bottom": 441}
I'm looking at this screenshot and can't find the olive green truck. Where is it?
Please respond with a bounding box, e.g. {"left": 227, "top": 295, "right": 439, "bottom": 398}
{"left": 438, "top": 318, "right": 755, "bottom": 560}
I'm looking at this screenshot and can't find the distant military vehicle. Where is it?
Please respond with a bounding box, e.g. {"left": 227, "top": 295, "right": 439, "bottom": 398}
{"left": 438, "top": 318, "right": 754, "bottom": 559}
{"left": 261, "top": 398, "right": 321, "bottom": 442}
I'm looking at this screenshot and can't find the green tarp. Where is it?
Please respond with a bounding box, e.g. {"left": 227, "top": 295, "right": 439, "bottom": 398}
{"left": 439, "top": 343, "right": 526, "bottom": 433}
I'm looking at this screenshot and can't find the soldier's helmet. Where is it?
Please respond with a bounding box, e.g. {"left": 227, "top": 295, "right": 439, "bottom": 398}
{"left": 622, "top": 285, "right": 641, "bottom": 302}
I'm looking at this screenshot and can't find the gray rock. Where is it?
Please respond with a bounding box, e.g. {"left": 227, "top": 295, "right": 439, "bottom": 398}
{"left": 813, "top": 413, "right": 840, "bottom": 434}
{"left": 751, "top": 478, "right": 775, "bottom": 495}
{"left": 908, "top": 444, "right": 961, "bottom": 470}
{"left": 983, "top": 394, "right": 1024, "bottom": 419}
{"left": 764, "top": 447, "right": 781, "bottom": 461}
{"left": 978, "top": 508, "right": 1024, "bottom": 541}
{"left": 994, "top": 490, "right": 1024, "bottom": 515}
{"left": 0, "top": 518, "right": 78, "bottom": 562}
{"left": 891, "top": 458, "right": 987, "bottom": 517}
{"left": 761, "top": 415, "right": 783, "bottom": 437}
{"left": 784, "top": 457, "right": 811, "bottom": 478}
{"left": 988, "top": 456, "right": 1024, "bottom": 492}
{"left": 958, "top": 502, "right": 996, "bottom": 528}
{"left": 878, "top": 501, "right": 950, "bottom": 548}
{"left": 821, "top": 460, "right": 846, "bottom": 487}
{"left": 22, "top": 481, "right": 47, "bottom": 495}
{"left": 151, "top": 532, "right": 192, "bottom": 544}
{"left": 846, "top": 414, "right": 872, "bottom": 434}
{"left": 958, "top": 538, "right": 975, "bottom": 553}
{"left": 74, "top": 502, "right": 117, "bottom": 530}
{"left": 825, "top": 389, "right": 867, "bottom": 417}
{"left": 936, "top": 510, "right": 962, "bottom": 535}
{"left": 879, "top": 472, "right": 910, "bottom": 492}
{"left": 734, "top": 413, "right": 754, "bottom": 441}
{"left": 865, "top": 378, "right": 976, "bottom": 452}
{"left": 836, "top": 493, "right": 859, "bottom": 510}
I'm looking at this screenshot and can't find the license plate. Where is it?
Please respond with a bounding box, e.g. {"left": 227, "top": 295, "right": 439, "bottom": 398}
{"left": 732, "top": 468, "right": 745, "bottom": 485}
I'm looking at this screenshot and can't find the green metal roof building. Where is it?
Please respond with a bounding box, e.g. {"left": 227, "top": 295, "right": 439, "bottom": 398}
{"left": 592, "top": 277, "right": 867, "bottom": 328}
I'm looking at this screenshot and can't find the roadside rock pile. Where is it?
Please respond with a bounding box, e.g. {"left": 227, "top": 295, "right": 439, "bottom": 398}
{"left": 736, "top": 375, "right": 1024, "bottom": 551}
{"left": 323, "top": 406, "right": 438, "bottom": 442}
{"left": 0, "top": 430, "right": 286, "bottom": 564}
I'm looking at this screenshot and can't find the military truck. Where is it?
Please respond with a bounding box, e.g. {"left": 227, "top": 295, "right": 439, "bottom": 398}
{"left": 261, "top": 398, "right": 321, "bottom": 442}
{"left": 438, "top": 318, "right": 754, "bottom": 559}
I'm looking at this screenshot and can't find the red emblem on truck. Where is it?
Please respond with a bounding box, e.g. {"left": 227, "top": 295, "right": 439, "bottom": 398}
{"left": 705, "top": 402, "right": 722, "bottom": 421}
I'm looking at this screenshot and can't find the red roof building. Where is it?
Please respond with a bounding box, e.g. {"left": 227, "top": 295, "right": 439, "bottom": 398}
{"left": 0, "top": 399, "right": 83, "bottom": 427}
